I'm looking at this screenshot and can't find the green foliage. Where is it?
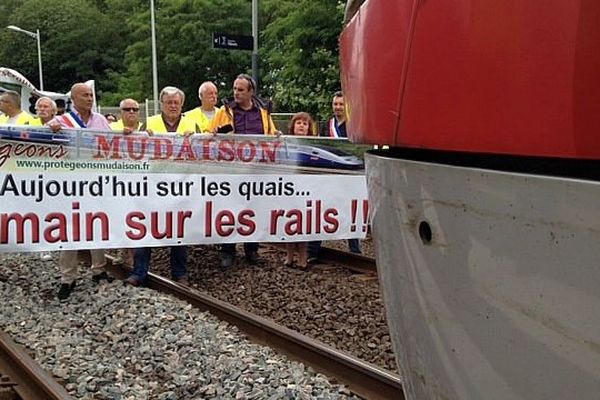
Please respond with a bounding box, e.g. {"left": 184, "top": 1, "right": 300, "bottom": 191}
{"left": 261, "top": 0, "right": 345, "bottom": 120}
{"left": 0, "top": 0, "right": 126, "bottom": 94}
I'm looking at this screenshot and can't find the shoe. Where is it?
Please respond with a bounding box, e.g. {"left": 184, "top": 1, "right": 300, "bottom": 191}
{"left": 124, "top": 276, "right": 141, "bottom": 287}
{"left": 307, "top": 256, "right": 319, "bottom": 265}
{"left": 92, "top": 271, "right": 114, "bottom": 284}
{"left": 297, "top": 264, "right": 311, "bottom": 272}
{"left": 175, "top": 276, "right": 190, "bottom": 286}
{"left": 40, "top": 252, "right": 53, "bottom": 261}
{"left": 221, "top": 253, "right": 235, "bottom": 268}
{"left": 57, "top": 282, "right": 76, "bottom": 300}
{"left": 283, "top": 260, "right": 294, "bottom": 268}
{"left": 245, "top": 251, "right": 259, "bottom": 264}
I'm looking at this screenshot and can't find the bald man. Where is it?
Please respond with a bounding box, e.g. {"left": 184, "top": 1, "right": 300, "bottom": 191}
{"left": 49, "top": 83, "right": 111, "bottom": 131}
{"left": 48, "top": 82, "right": 113, "bottom": 300}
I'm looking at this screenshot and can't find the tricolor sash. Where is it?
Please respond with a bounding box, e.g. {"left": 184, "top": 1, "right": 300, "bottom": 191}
{"left": 60, "top": 112, "right": 86, "bottom": 128}
{"left": 328, "top": 118, "right": 340, "bottom": 138}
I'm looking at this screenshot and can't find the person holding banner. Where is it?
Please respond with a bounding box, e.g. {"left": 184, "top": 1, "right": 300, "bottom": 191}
{"left": 141, "top": 86, "right": 196, "bottom": 135}
{"left": 0, "top": 90, "right": 34, "bottom": 125}
{"left": 48, "top": 82, "right": 114, "bottom": 300}
{"left": 208, "top": 74, "right": 277, "bottom": 136}
{"left": 209, "top": 74, "right": 278, "bottom": 268}
{"left": 185, "top": 81, "right": 220, "bottom": 133}
{"left": 30, "top": 96, "right": 58, "bottom": 262}
{"left": 283, "top": 112, "right": 315, "bottom": 270}
{"left": 110, "top": 98, "right": 142, "bottom": 134}
{"left": 30, "top": 97, "right": 57, "bottom": 127}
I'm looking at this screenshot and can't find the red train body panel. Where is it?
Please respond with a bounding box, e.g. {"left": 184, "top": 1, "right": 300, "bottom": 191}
{"left": 341, "top": 0, "right": 600, "bottom": 159}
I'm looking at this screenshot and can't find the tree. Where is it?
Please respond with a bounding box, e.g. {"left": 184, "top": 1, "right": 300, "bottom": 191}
{"left": 0, "top": 0, "right": 126, "bottom": 95}
{"left": 261, "top": 0, "right": 345, "bottom": 120}
{"left": 105, "top": 0, "right": 255, "bottom": 110}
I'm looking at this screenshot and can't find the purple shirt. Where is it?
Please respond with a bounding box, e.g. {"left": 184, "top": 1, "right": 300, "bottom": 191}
{"left": 233, "top": 104, "right": 264, "bottom": 134}
{"left": 50, "top": 106, "right": 111, "bottom": 130}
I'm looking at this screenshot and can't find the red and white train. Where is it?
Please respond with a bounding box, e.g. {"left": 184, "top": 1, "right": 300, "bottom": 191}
{"left": 341, "top": 1, "right": 600, "bottom": 399}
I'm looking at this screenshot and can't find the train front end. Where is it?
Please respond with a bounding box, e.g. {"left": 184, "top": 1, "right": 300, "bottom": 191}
{"left": 340, "top": 1, "right": 600, "bottom": 399}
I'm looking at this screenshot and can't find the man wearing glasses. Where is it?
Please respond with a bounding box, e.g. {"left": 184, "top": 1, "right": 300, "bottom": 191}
{"left": 110, "top": 98, "right": 142, "bottom": 134}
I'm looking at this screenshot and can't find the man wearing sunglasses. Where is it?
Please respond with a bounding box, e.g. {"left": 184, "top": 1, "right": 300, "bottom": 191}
{"left": 110, "top": 98, "right": 142, "bottom": 134}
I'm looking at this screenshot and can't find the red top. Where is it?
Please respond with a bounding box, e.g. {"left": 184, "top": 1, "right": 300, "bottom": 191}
{"left": 341, "top": 0, "right": 600, "bottom": 159}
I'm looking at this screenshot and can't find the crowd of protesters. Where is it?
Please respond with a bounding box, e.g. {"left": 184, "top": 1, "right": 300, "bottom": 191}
{"left": 0, "top": 76, "right": 360, "bottom": 299}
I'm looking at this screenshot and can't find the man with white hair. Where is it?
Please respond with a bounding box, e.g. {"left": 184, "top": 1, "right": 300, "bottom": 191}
{"left": 185, "top": 81, "right": 220, "bottom": 132}
{"left": 0, "top": 90, "right": 34, "bottom": 125}
{"left": 30, "top": 96, "right": 57, "bottom": 126}
{"left": 142, "top": 86, "right": 196, "bottom": 135}
{"left": 29, "top": 96, "right": 59, "bottom": 261}
{"left": 126, "top": 86, "right": 193, "bottom": 287}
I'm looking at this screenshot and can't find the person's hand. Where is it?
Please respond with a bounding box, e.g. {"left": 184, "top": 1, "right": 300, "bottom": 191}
{"left": 47, "top": 121, "right": 62, "bottom": 133}
{"left": 275, "top": 130, "right": 283, "bottom": 137}
{"left": 123, "top": 127, "right": 134, "bottom": 135}
{"left": 183, "top": 130, "right": 194, "bottom": 137}
{"left": 146, "top": 128, "right": 154, "bottom": 136}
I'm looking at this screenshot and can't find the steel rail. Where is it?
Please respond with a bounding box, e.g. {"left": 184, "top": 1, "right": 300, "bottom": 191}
{"left": 106, "top": 260, "right": 403, "bottom": 400}
{"left": 269, "top": 243, "right": 377, "bottom": 275}
{"left": 0, "top": 331, "right": 72, "bottom": 400}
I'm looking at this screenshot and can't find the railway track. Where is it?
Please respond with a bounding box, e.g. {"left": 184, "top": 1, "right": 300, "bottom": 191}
{"left": 267, "top": 244, "right": 376, "bottom": 275}
{"left": 106, "top": 258, "right": 403, "bottom": 400}
{"left": 0, "top": 330, "right": 71, "bottom": 400}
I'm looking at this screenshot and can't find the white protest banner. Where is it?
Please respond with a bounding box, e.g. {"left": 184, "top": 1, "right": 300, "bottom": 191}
{"left": 0, "top": 172, "right": 368, "bottom": 252}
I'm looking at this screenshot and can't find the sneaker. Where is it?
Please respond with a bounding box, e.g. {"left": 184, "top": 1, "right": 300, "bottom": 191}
{"left": 40, "top": 252, "right": 53, "bottom": 261}
{"left": 124, "top": 276, "right": 141, "bottom": 287}
{"left": 92, "top": 271, "right": 114, "bottom": 284}
{"left": 245, "top": 251, "right": 259, "bottom": 264}
{"left": 57, "top": 282, "right": 76, "bottom": 300}
{"left": 221, "top": 253, "right": 235, "bottom": 269}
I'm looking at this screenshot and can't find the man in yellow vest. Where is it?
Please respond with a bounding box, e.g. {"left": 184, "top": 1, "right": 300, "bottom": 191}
{"left": 110, "top": 98, "right": 142, "bottom": 134}
{"left": 209, "top": 74, "right": 277, "bottom": 135}
{"left": 0, "top": 90, "right": 34, "bottom": 125}
{"left": 142, "top": 86, "right": 196, "bottom": 135}
{"left": 30, "top": 97, "right": 57, "bottom": 126}
{"left": 185, "top": 81, "right": 220, "bottom": 133}
{"left": 208, "top": 74, "right": 279, "bottom": 268}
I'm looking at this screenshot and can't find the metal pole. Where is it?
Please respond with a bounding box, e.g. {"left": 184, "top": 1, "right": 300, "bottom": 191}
{"left": 252, "top": 0, "right": 259, "bottom": 92}
{"left": 150, "top": 0, "right": 159, "bottom": 114}
{"left": 35, "top": 29, "right": 43, "bottom": 91}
